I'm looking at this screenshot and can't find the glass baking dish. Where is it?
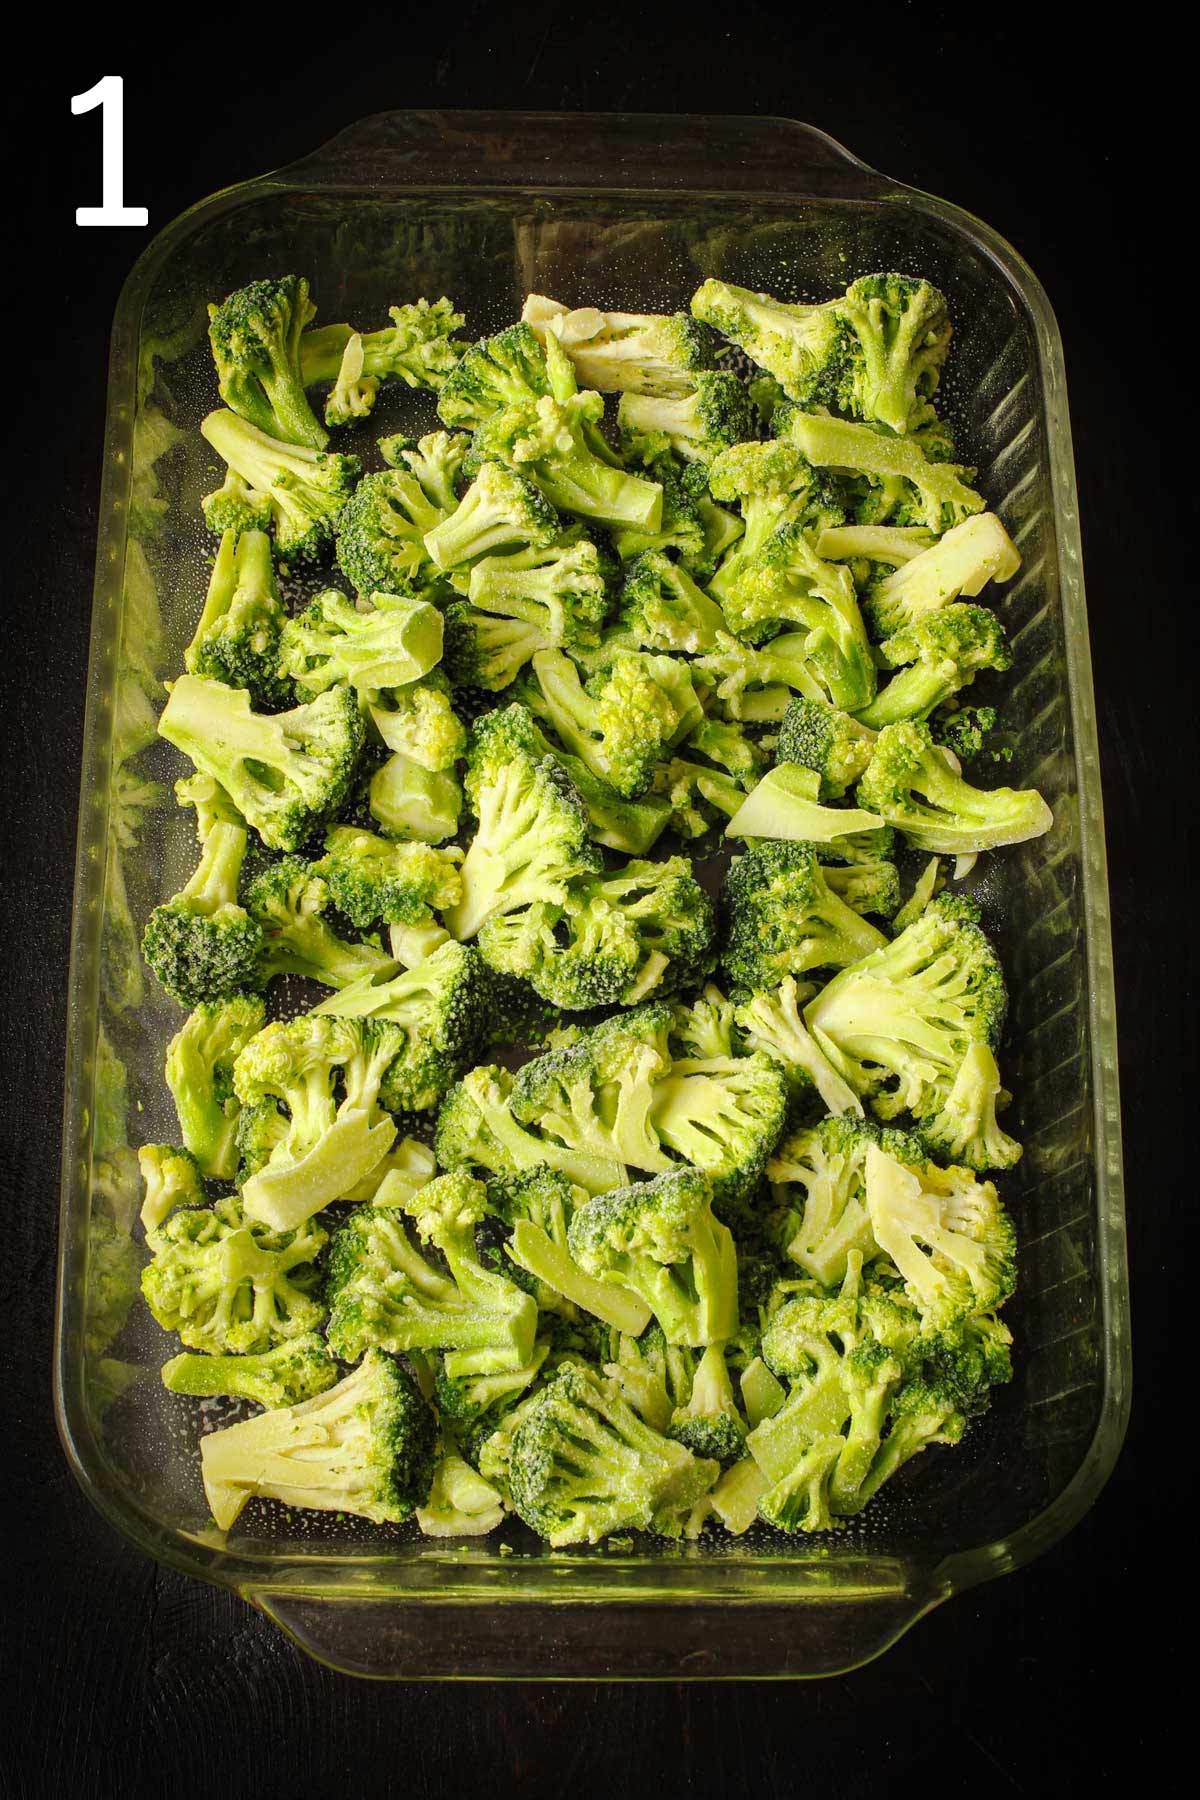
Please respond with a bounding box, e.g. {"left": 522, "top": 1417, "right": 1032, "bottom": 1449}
{"left": 55, "top": 110, "right": 1130, "bottom": 1680}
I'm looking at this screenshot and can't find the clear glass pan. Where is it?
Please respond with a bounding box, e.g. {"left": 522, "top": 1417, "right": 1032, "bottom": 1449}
{"left": 55, "top": 110, "right": 1130, "bottom": 1679}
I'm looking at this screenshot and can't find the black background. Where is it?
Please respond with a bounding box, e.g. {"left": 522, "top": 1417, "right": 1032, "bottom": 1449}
{"left": 2, "top": 6, "right": 1191, "bottom": 1793}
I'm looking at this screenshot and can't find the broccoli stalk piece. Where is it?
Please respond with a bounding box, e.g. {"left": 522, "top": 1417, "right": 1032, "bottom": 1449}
{"left": 721, "top": 842, "right": 887, "bottom": 990}
{"left": 724, "top": 763, "right": 887, "bottom": 849}
{"left": 165, "top": 994, "right": 267, "bottom": 1179}
{"left": 780, "top": 411, "right": 984, "bottom": 535}
{"left": 161, "top": 1331, "right": 339, "bottom": 1408}
{"left": 467, "top": 394, "right": 664, "bottom": 533}
{"left": 920, "top": 1042, "right": 1023, "bottom": 1172}
{"left": 520, "top": 647, "right": 703, "bottom": 799}
{"left": 416, "top": 1452, "right": 506, "bottom": 1537}
{"left": 369, "top": 753, "right": 464, "bottom": 846}
{"left": 668, "top": 1342, "right": 747, "bottom": 1467}
{"left": 141, "top": 821, "right": 263, "bottom": 1006}
{"left": 572, "top": 1166, "right": 741, "bottom": 1353}
{"left": 424, "top": 461, "right": 560, "bottom": 573}
{"left": 776, "top": 696, "right": 877, "bottom": 798}
{"left": 855, "top": 605, "right": 1011, "bottom": 730}
{"left": 444, "top": 538, "right": 610, "bottom": 690}
{"left": 200, "top": 410, "right": 361, "bottom": 559}
{"left": 805, "top": 893, "right": 1009, "bottom": 1152}
{"left": 616, "top": 372, "right": 755, "bottom": 467}
{"left": 737, "top": 980, "right": 865, "bottom": 1123}
{"left": 369, "top": 671, "right": 466, "bottom": 771}
{"left": 313, "top": 826, "right": 462, "bottom": 930}
{"left": 488, "top": 1168, "right": 652, "bottom": 1334}
{"left": 136, "top": 1143, "right": 204, "bottom": 1232}
{"left": 864, "top": 1139, "right": 1017, "bottom": 1330}
{"left": 444, "top": 703, "right": 599, "bottom": 941}
{"left": 856, "top": 719, "right": 1052, "bottom": 853}
{"left": 507, "top": 1362, "right": 719, "bottom": 1545}
{"left": 522, "top": 296, "right": 717, "bottom": 395}
{"left": 278, "top": 588, "right": 443, "bottom": 701}
{"left": 323, "top": 332, "right": 378, "bottom": 426}
{"left": 184, "top": 528, "right": 290, "bottom": 706}
{"left": 765, "top": 1115, "right": 879, "bottom": 1287}
{"left": 312, "top": 939, "right": 483, "bottom": 1113}
{"left": 232, "top": 1014, "right": 403, "bottom": 1229}
{"left": 435, "top": 1063, "right": 625, "bottom": 1195}
{"left": 615, "top": 550, "right": 728, "bottom": 653}
{"left": 141, "top": 1193, "right": 327, "bottom": 1353}
{"left": 207, "top": 276, "right": 328, "bottom": 449}
{"left": 302, "top": 297, "right": 465, "bottom": 391}
{"left": 437, "top": 323, "right": 553, "bottom": 429}
{"left": 245, "top": 857, "right": 393, "bottom": 989}
{"left": 199, "top": 1350, "right": 437, "bottom": 1530}
{"left": 862, "top": 513, "right": 1020, "bottom": 640}
{"left": 158, "top": 674, "right": 363, "bottom": 853}
{"left": 174, "top": 771, "right": 246, "bottom": 841}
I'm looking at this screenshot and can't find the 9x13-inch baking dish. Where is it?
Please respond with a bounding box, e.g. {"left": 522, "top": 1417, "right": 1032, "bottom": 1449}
{"left": 54, "top": 110, "right": 1130, "bottom": 1680}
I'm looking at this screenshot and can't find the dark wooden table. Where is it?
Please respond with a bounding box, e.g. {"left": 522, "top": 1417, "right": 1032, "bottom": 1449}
{"left": 3, "top": 12, "right": 1185, "bottom": 1792}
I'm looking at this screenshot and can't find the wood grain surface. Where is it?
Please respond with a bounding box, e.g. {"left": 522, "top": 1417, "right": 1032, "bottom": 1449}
{"left": 2, "top": 11, "right": 1186, "bottom": 1793}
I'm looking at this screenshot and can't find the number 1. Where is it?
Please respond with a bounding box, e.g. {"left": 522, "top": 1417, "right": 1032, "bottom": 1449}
{"left": 72, "top": 78, "right": 148, "bottom": 227}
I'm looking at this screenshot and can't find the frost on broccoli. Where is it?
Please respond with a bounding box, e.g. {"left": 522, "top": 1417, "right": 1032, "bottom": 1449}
{"left": 855, "top": 606, "right": 1011, "bottom": 731}
{"left": 435, "top": 1063, "right": 626, "bottom": 1195}
{"left": 245, "top": 857, "right": 392, "bottom": 989}
{"left": 207, "top": 276, "right": 328, "bottom": 449}
{"left": 465, "top": 393, "right": 664, "bottom": 534}
{"left": 444, "top": 538, "right": 610, "bottom": 690}
{"left": 313, "top": 939, "right": 483, "bottom": 1113}
{"left": 136, "top": 1143, "right": 204, "bottom": 1232}
{"left": 616, "top": 551, "right": 728, "bottom": 654}
{"left": 721, "top": 841, "right": 887, "bottom": 991}
{"left": 161, "top": 1331, "right": 339, "bottom": 1408}
{"left": 616, "top": 372, "right": 755, "bottom": 467}
{"left": 314, "top": 826, "right": 462, "bottom": 930}
{"left": 278, "top": 588, "right": 443, "bottom": 702}
{"left": 864, "top": 1137, "right": 1017, "bottom": 1330}
{"left": 780, "top": 410, "right": 984, "bottom": 535}
{"left": 424, "top": 461, "right": 561, "bottom": 573}
{"left": 487, "top": 1167, "right": 652, "bottom": 1334}
{"left": 437, "top": 322, "right": 553, "bottom": 428}
{"left": 776, "top": 696, "right": 877, "bottom": 799}
{"left": 522, "top": 296, "right": 716, "bottom": 395}
{"left": 141, "top": 821, "right": 263, "bottom": 1006}
{"left": 861, "top": 513, "right": 1020, "bottom": 640}
{"left": 334, "top": 440, "right": 466, "bottom": 595}
{"left": 369, "top": 671, "right": 466, "bottom": 772}
{"left": 519, "top": 646, "right": 703, "bottom": 800}
{"left": 765, "top": 1115, "right": 880, "bottom": 1287}
{"left": 302, "top": 298, "right": 465, "bottom": 421}
{"left": 141, "top": 1193, "right": 327, "bottom": 1353}
{"left": 165, "top": 994, "right": 266, "bottom": 1179}
{"left": 856, "top": 719, "right": 1052, "bottom": 854}
{"left": 370, "top": 753, "right": 464, "bottom": 846}
{"left": 736, "top": 980, "right": 865, "bottom": 1123}
{"left": 200, "top": 409, "right": 361, "bottom": 559}
{"left": 184, "top": 529, "right": 290, "bottom": 707}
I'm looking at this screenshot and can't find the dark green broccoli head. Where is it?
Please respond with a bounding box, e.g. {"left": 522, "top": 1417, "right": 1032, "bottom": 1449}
{"left": 777, "top": 697, "right": 877, "bottom": 799}
{"left": 142, "top": 822, "right": 264, "bottom": 1007}
{"left": 438, "top": 323, "right": 552, "bottom": 429}
{"left": 721, "top": 840, "right": 887, "bottom": 992}
{"left": 208, "top": 276, "right": 327, "bottom": 449}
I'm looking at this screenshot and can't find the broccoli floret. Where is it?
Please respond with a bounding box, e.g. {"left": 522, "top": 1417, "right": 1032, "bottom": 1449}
{"left": 314, "top": 826, "right": 462, "bottom": 929}
{"left": 416, "top": 1451, "right": 507, "bottom": 1537}
{"left": 200, "top": 1350, "right": 437, "bottom": 1530}
{"left": 160, "top": 1331, "right": 339, "bottom": 1408}
{"left": 855, "top": 605, "right": 1011, "bottom": 731}
{"left": 522, "top": 296, "right": 717, "bottom": 395}
{"left": 805, "top": 893, "right": 1009, "bottom": 1149}
{"left": 523, "top": 716, "right": 671, "bottom": 854}
{"left": 648, "top": 1051, "right": 789, "bottom": 1212}
{"left": 918, "top": 1042, "right": 1023, "bottom": 1173}
{"left": 437, "top": 322, "right": 553, "bottom": 429}
{"left": 158, "top": 674, "right": 363, "bottom": 852}
{"left": 519, "top": 646, "right": 703, "bottom": 799}
{"left": 278, "top": 588, "right": 443, "bottom": 702}
{"left": 568, "top": 1167, "right": 738, "bottom": 1347}
{"left": 325, "top": 1173, "right": 538, "bottom": 1374}
{"left": 312, "top": 939, "right": 483, "bottom": 1112}
{"left": 507, "top": 1362, "right": 719, "bottom": 1545}
{"left": 200, "top": 410, "right": 361, "bottom": 559}
{"left": 369, "top": 670, "right": 466, "bottom": 771}
{"left": 669, "top": 985, "right": 738, "bottom": 1062}
{"left": 232, "top": 1013, "right": 403, "bottom": 1229}
{"left": 466, "top": 393, "right": 664, "bottom": 534}
{"left": 721, "top": 841, "right": 887, "bottom": 990}
{"left": 302, "top": 298, "right": 465, "bottom": 395}
{"left": 333, "top": 464, "right": 458, "bottom": 598}
{"left": 616, "top": 372, "right": 755, "bottom": 467}
{"left": 615, "top": 550, "right": 728, "bottom": 653}
{"left": 444, "top": 538, "right": 610, "bottom": 690}
{"left": 610, "top": 453, "right": 710, "bottom": 567}
{"left": 600, "top": 1321, "right": 696, "bottom": 1430}
{"left": 165, "top": 994, "right": 266, "bottom": 1179}
{"left": 478, "top": 854, "right": 715, "bottom": 1011}
{"left": 245, "top": 856, "right": 393, "bottom": 988}
{"left": 435, "top": 1061, "right": 625, "bottom": 1195}
{"left": 136, "top": 1142, "right": 204, "bottom": 1232}
{"left": 776, "top": 696, "right": 876, "bottom": 798}
{"left": 724, "top": 762, "right": 889, "bottom": 850}
{"left": 856, "top": 719, "right": 1052, "bottom": 854}
{"left": 821, "top": 857, "right": 902, "bottom": 920}
{"left": 444, "top": 703, "right": 599, "bottom": 941}
{"left": 370, "top": 752, "right": 463, "bottom": 845}
{"left": 174, "top": 771, "right": 246, "bottom": 840}
{"left": 184, "top": 528, "right": 290, "bottom": 706}
{"left": 694, "top": 628, "right": 838, "bottom": 723}
{"left": 668, "top": 1342, "right": 747, "bottom": 1466}
{"left": 737, "top": 980, "right": 865, "bottom": 1122}
{"left": 765, "top": 1115, "right": 879, "bottom": 1286}
{"left": 141, "top": 821, "right": 263, "bottom": 1005}
{"left": 862, "top": 513, "right": 1020, "bottom": 640}
{"left": 141, "top": 1192, "right": 327, "bottom": 1353}
{"left": 424, "top": 461, "right": 561, "bottom": 572}
{"left": 433, "top": 1340, "right": 551, "bottom": 1443}
{"left": 207, "top": 276, "right": 327, "bottom": 449}
{"left": 488, "top": 1167, "right": 652, "bottom": 1334}
{"left": 864, "top": 1137, "right": 1017, "bottom": 1330}
{"left": 780, "top": 411, "right": 984, "bottom": 535}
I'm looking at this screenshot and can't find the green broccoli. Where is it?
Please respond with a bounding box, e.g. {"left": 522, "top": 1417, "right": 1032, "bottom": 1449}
{"left": 207, "top": 276, "right": 328, "bottom": 449}
{"left": 616, "top": 372, "right": 755, "bottom": 467}
{"left": 302, "top": 297, "right": 464, "bottom": 388}
{"left": 200, "top": 1350, "right": 437, "bottom": 1530}
{"left": 200, "top": 409, "right": 361, "bottom": 559}
{"left": 141, "top": 821, "right": 263, "bottom": 1006}
{"left": 694, "top": 628, "right": 838, "bottom": 723}
{"left": 334, "top": 446, "right": 465, "bottom": 597}
{"left": 161, "top": 1331, "right": 339, "bottom": 1408}
{"left": 136, "top": 1142, "right": 204, "bottom": 1232}
{"left": 312, "top": 939, "right": 483, "bottom": 1112}
{"left": 779, "top": 410, "right": 984, "bottom": 535}
{"left": 736, "top": 980, "right": 865, "bottom": 1122}
{"left": 765, "top": 1114, "right": 879, "bottom": 1286}
{"left": 519, "top": 646, "right": 703, "bottom": 799}
{"left": 776, "top": 696, "right": 877, "bottom": 798}
{"left": 615, "top": 551, "right": 728, "bottom": 653}
{"left": 568, "top": 1167, "right": 738, "bottom": 1347}
{"left": 165, "top": 994, "right": 266, "bottom": 1179}
{"left": 184, "top": 528, "right": 290, "bottom": 706}
{"left": 437, "top": 322, "right": 553, "bottom": 428}
{"left": 232, "top": 1013, "right": 403, "bottom": 1229}
{"left": 444, "top": 703, "right": 599, "bottom": 941}
{"left": 435, "top": 1062, "right": 625, "bottom": 1195}
{"left": 522, "top": 716, "right": 671, "bottom": 854}
{"left": 856, "top": 719, "right": 1052, "bottom": 853}
{"left": 668, "top": 1342, "right": 747, "bottom": 1466}
{"left": 487, "top": 1167, "right": 652, "bottom": 1334}
{"left": 174, "top": 771, "right": 246, "bottom": 841}
{"left": 424, "top": 461, "right": 561, "bottom": 572}
{"left": 278, "top": 589, "right": 443, "bottom": 702}
{"left": 864, "top": 1136, "right": 1017, "bottom": 1329}
{"left": 861, "top": 513, "right": 1020, "bottom": 640}
{"left": 721, "top": 841, "right": 887, "bottom": 990}
{"left": 433, "top": 1339, "right": 551, "bottom": 1445}
{"left": 724, "top": 763, "right": 888, "bottom": 851}
{"left": 522, "top": 296, "right": 717, "bottom": 395}
{"left": 444, "top": 538, "right": 610, "bottom": 690}
{"left": 416, "top": 1451, "right": 507, "bottom": 1537}
{"left": 245, "top": 856, "right": 393, "bottom": 988}
{"left": 609, "top": 453, "right": 710, "bottom": 568}
{"left": 855, "top": 605, "right": 1011, "bottom": 731}
{"left": 369, "top": 670, "right": 466, "bottom": 771}
{"left": 141, "top": 1192, "right": 327, "bottom": 1353}
{"left": 313, "top": 826, "right": 462, "bottom": 930}
{"left": 158, "top": 674, "right": 363, "bottom": 852}
{"left": 370, "top": 753, "right": 463, "bottom": 845}
{"left": 466, "top": 393, "right": 664, "bottom": 534}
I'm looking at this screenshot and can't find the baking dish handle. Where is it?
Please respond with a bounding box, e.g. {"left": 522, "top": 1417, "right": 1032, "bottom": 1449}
{"left": 250, "top": 1584, "right": 942, "bottom": 1680}
{"left": 277, "top": 110, "right": 894, "bottom": 200}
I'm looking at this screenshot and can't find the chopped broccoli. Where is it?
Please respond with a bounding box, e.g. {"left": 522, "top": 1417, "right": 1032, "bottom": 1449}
{"left": 278, "top": 588, "right": 443, "bottom": 702}
{"left": 141, "top": 821, "right": 263, "bottom": 1006}
{"left": 200, "top": 1350, "right": 437, "bottom": 1530}
{"left": 370, "top": 752, "right": 463, "bottom": 845}
{"left": 302, "top": 298, "right": 465, "bottom": 394}
{"left": 610, "top": 454, "right": 710, "bottom": 568}
{"left": 438, "top": 322, "right": 553, "bottom": 429}
{"left": 488, "top": 1167, "right": 651, "bottom": 1333}
{"left": 919, "top": 1041, "right": 1023, "bottom": 1172}
{"left": 424, "top": 461, "right": 561, "bottom": 573}
{"left": 855, "top": 605, "right": 1011, "bottom": 731}
{"left": 668, "top": 1342, "right": 747, "bottom": 1466}
{"left": 765, "top": 1115, "right": 879, "bottom": 1286}
{"left": 617, "top": 372, "right": 755, "bottom": 467}
{"left": 369, "top": 670, "right": 466, "bottom": 771}
{"left": 165, "top": 994, "right": 266, "bottom": 1179}
{"left": 174, "top": 771, "right": 246, "bottom": 841}
{"left": 207, "top": 276, "right": 327, "bottom": 449}
{"left": 416, "top": 1452, "right": 506, "bottom": 1537}
{"left": 724, "top": 763, "right": 888, "bottom": 850}
{"left": 435, "top": 1062, "right": 625, "bottom": 1194}
{"left": 161, "top": 1331, "right": 339, "bottom": 1408}
{"left": 856, "top": 719, "right": 1052, "bottom": 853}
{"left": 519, "top": 646, "right": 703, "bottom": 799}
{"left": 184, "top": 528, "right": 290, "bottom": 706}
{"left": 466, "top": 393, "right": 664, "bottom": 534}
{"left": 523, "top": 296, "right": 717, "bottom": 395}
{"left": 864, "top": 1137, "right": 1016, "bottom": 1329}
{"left": 694, "top": 628, "right": 837, "bottom": 723}
{"left": 862, "top": 513, "right": 1020, "bottom": 640}
{"left": 200, "top": 409, "right": 361, "bottom": 559}
{"left": 312, "top": 939, "right": 483, "bottom": 1112}
{"left": 314, "top": 826, "right": 462, "bottom": 929}
{"left": 776, "top": 696, "right": 876, "bottom": 799}
{"left": 779, "top": 410, "right": 984, "bottom": 535}
{"left": 615, "top": 550, "right": 728, "bottom": 653}
{"left": 136, "top": 1142, "right": 204, "bottom": 1232}
{"left": 737, "top": 980, "right": 865, "bottom": 1122}
{"left": 333, "top": 462, "right": 459, "bottom": 598}
{"left": 444, "top": 538, "right": 610, "bottom": 690}
{"left": 721, "top": 841, "right": 887, "bottom": 990}
{"left": 158, "top": 674, "right": 363, "bottom": 852}
{"left": 245, "top": 856, "right": 392, "bottom": 988}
